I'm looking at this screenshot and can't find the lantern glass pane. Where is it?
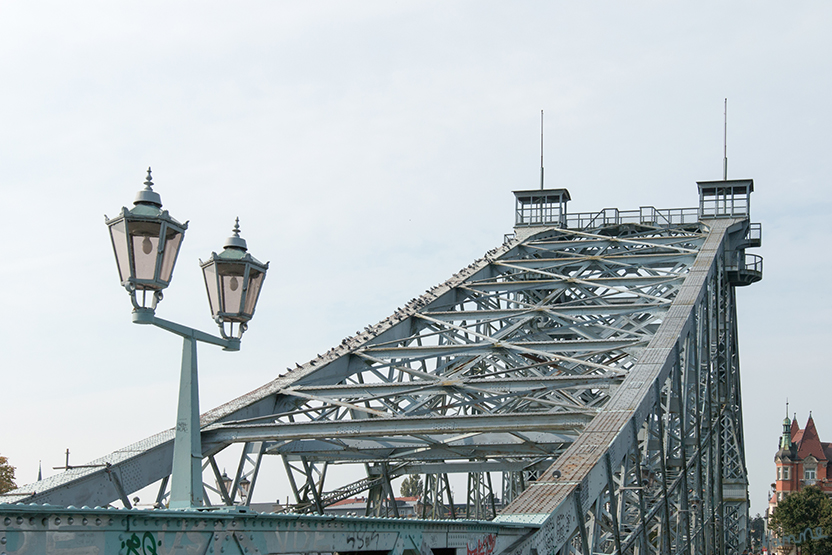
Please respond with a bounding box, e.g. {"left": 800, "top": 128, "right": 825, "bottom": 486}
{"left": 220, "top": 263, "right": 246, "bottom": 317}
{"left": 131, "top": 235, "right": 160, "bottom": 281}
{"left": 202, "top": 262, "right": 221, "bottom": 316}
{"left": 128, "top": 220, "right": 162, "bottom": 283}
{"left": 243, "top": 268, "right": 265, "bottom": 317}
{"left": 159, "top": 228, "right": 183, "bottom": 283}
{"left": 109, "top": 219, "right": 131, "bottom": 283}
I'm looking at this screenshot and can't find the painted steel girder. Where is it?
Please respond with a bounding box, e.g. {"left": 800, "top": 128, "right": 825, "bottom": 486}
{"left": 358, "top": 338, "right": 647, "bottom": 358}
{"left": 203, "top": 412, "right": 595, "bottom": 444}
{"left": 424, "top": 304, "right": 667, "bottom": 321}
{"left": 0, "top": 504, "right": 535, "bottom": 555}
{"left": 278, "top": 374, "right": 625, "bottom": 398}
{"left": 267, "top": 432, "right": 575, "bottom": 461}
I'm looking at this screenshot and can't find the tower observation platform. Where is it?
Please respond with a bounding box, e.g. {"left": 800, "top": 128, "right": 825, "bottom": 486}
{"left": 1, "top": 178, "right": 761, "bottom": 555}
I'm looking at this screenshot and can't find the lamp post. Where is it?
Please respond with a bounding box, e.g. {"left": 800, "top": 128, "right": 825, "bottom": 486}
{"left": 105, "top": 169, "right": 268, "bottom": 509}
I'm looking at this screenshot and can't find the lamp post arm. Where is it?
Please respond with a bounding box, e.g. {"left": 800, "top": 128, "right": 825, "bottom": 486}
{"left": 132, "top": 308, "right": 240, "bottom": 351}
{"left": 151, "top": 316, "right": 239, "bottom": 351}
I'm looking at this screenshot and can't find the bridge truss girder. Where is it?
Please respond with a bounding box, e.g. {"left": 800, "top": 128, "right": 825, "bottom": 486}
{"left": 2, "top": 206, "right": 756, "bottom": 555}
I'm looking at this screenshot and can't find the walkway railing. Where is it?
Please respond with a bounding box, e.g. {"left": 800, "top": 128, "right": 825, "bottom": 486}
{"left": 560, "top": 207, "right": 699, "bottom": 230}
{"left": 725, "top": 251, "right": 763, "bottom": 274}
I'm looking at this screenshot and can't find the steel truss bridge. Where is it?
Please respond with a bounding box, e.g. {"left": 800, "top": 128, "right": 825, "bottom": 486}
{"left": 1, "top": 179, "right": 761, "bottom": 555}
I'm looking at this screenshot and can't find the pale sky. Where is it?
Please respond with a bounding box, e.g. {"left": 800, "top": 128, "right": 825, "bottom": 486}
{"left": 2, "top": 1, "right": 831, "bottom": 515}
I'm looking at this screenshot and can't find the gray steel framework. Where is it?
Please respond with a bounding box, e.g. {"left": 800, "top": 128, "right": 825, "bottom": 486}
{"left": 495, "top": 215, "right": 756, "bottom": 555}
{"left": 1, "top": 181, "right": 760, "bottom": 555}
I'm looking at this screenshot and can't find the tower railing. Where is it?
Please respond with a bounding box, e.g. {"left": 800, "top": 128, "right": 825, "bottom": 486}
{"left": 562, "top": 206, "right": 700, "bottom": 230}
{"left": 725, "top": 251, "right": 763, "bottom": 286}
{"left": 725, "top": 251, "right": 763, "bottom": 273}
{"left": 744, "top": 223, "right": 762, "bottom": 247}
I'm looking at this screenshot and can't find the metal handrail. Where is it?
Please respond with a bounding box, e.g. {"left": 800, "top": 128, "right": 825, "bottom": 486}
{"left": 746, "top": 223, "right": 762, "bottom": 242}
{"left": 726, "top": 251, "right": 763, "bottom": 273}
{"left": 563, "top": 207, "right": 699, "bottom": 230}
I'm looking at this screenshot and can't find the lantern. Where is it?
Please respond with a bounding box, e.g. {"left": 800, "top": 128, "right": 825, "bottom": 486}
{"left": 201, "top": 219, "right": 269, "bottom": 338}
{"left": 105, "top": 168, "right": 188, "bottom": 309}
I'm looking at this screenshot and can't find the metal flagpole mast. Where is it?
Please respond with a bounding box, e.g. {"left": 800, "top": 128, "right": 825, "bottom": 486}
{"left": 723, "top": 99, "right": 728, "bottom": 180}
{"left": 540, "top": 109, "right": 544, "bottom": 189}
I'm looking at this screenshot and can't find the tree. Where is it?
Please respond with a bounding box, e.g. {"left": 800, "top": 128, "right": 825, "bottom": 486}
{"left": 0, "top": 455, "right": 16, "bottom": 494}
{"left": 400, "top": 475, "right": 423, "bottom": 497}
{"left": 750, "top": 513, "right": 765, "bottom": 552}
{"left": 769, "top": 485, "right": 832, "bottom": 555}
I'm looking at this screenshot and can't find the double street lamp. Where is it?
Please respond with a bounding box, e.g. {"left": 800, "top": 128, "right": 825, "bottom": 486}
{"left": 105, "top": 169, "right": 268, "bottom": 509}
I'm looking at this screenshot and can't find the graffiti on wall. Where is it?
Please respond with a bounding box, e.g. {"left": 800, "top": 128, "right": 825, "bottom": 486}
{"left": 467, "top": 534, "right": 496, "bottom": 555}
{"left": 121, "top": 531, "right": 159, "bottom": 555}
{"left": 771, "top": 526, "right": 827, "bottom": 549}
{"left": 346, "top": 530, "right": 381, "bottom": 551}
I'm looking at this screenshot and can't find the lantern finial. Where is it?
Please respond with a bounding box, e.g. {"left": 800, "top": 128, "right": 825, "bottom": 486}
{"left": 135, "top": 166, "right": 162, "bottom": 207}
{"left": 224, "top": 217, "right": 247, "bottom": 250}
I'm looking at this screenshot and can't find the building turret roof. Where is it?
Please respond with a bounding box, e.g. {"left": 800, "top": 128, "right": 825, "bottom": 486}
{"left": 780, "top": 409, "right": 793, "bottom": 451}
{"left": 796, "top": 414, "right": 827, "bottom": 461}
{"left": 775, "top": 448, "right": 793, "bottom": 462}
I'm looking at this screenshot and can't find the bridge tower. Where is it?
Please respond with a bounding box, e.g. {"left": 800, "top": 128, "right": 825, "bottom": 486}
{"left": 1, "top": 177, "right": 761, "bottom": 555}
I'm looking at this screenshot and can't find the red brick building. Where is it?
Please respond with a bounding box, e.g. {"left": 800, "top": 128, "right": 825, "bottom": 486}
{"left": 770, "top": 412, "right": 832, "bottom": 512}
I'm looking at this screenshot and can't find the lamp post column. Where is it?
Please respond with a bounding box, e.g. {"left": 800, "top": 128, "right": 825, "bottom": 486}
{"left": 169, "top": 334, "right": 203, "bottom": 509}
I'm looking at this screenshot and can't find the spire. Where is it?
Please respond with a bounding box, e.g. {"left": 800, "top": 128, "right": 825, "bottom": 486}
{"left": 780, "top": 400, "right": 792, "bottom": 451}
{"left": 37, "top": 460, "right": 42, "bottom": 481}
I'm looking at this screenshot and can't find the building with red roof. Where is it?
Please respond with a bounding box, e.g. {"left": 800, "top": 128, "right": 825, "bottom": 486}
{"left": 770, "top": 412, "right": 832, "bottom": 509}
{"left": 768, "top": 411, "right": 832, "bottom": 554}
